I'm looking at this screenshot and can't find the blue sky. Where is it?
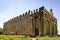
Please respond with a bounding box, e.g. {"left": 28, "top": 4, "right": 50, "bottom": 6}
{"left": 0, "top": 0, "right": 60, "bottom": 34}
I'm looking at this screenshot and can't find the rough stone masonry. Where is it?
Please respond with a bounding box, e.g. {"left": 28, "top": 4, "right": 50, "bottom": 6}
{"left": 3, "top": 6, "right": 57, "bottom": 37}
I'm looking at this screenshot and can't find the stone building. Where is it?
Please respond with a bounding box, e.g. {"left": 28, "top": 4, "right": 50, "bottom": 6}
{"left": 3, "top": 6, "right": 57, "bottom": 37}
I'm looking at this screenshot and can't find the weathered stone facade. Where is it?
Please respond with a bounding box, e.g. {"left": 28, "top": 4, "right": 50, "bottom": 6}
{"left": 3, "top": 6, "right": 57, "bottom": 37}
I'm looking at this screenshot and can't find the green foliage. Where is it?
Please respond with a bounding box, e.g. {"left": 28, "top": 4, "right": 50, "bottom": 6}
{"left": 0, "top": 35, "right": 31, "bottom": 40}
{"left": 36, "top": 36, "right": 60, "bottom": 40}
{"left": 0, "top": 35, "right": 60, "bottom": 40}
{"left": 0, "top": 28, "right": 3, "bottom": 32}
{"left": 0, "top": 28, "right": 3, "bottom": 34}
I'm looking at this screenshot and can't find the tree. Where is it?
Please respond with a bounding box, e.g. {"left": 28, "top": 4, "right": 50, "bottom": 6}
{"left": 0, "top": 28, "right": 3, "bottom": 34}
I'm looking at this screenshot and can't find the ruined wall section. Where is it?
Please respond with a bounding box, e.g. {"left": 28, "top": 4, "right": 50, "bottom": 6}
{"left": 3, "top": 10, "right": 34, "bottom": 36}
{"left": 15, "top": 11, "right": 34, "bottom": 35}
{"left": 3, "top": 6, "right": 57, "bottom": 36}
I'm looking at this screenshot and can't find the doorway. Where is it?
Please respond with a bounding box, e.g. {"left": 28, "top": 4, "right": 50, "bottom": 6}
{"left": 35, "top": 28, "right": 39, "bottom": 36}
{"left": 16, "top": 30, "right": 17, "bottom": 35}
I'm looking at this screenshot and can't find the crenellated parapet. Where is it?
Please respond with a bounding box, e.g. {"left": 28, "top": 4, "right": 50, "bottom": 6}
{"left": 5, "top": 6, "right": 56, "bottom": 24}
{"left": 3, "top": 6, "right": 57, "bottom": 36}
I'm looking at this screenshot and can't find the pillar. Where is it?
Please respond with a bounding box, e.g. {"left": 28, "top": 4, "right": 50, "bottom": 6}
{"left": 54, "top": 24, "right": 56, "bottom": 36}
{"left": 43, "top": 10, "right": 46, "bottom": 36}
{"left": 50, "top": 21, "right": 52, "bottom": 36}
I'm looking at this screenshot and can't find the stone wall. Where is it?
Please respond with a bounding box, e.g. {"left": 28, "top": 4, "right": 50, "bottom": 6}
{"left": 3, "top": 6, "right": 57, "bottom": 36}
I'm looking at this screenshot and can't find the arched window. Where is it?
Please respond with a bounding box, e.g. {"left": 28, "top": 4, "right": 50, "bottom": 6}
{"left": 55, "top": 24, "right": 57, "bottom": 35}
{"left": 52, "top": 23, "right": 54, "bottom": 35}
{"left": 46, "top": 20, "right": 50, "bottom": 35}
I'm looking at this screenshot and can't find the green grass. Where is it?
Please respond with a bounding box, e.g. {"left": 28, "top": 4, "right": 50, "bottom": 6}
{"left": 36, "top": 36, "right": 60, "bottom": 40}
{"left": 0, "top": 35, "right": 31, "bottom": 40}
{"left": 0, "top": 35, "right": 60, "bottom": 40}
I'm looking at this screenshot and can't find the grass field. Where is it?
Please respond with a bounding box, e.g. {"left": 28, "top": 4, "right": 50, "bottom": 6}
{"left": 36, "top": 36, "right": 60, "bottom": 40}
{"left": 0, "top": 35, "right": 31, "bottom": 40}
{"left": 0, "top": 35, "right": 60, "bottom": 40}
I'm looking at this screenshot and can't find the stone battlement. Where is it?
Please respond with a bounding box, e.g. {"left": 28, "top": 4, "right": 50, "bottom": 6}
{"left": 3, "top": 6, "right": 57, "bottom": 37}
